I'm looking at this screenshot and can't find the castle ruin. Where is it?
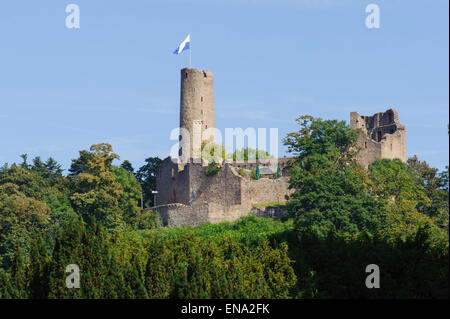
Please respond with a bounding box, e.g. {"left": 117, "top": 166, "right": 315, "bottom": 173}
{"left": 350, "top": 109, "right": 406, "bottom": 167}
{"left": 153, "top": 68, "right": 407, "bottom": 227}
{"left": 155, "top": 68, "right": 293, "bottom": 227}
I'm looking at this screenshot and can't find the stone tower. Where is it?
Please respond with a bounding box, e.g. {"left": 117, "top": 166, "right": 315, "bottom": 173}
{"left": 350, "top": 108, "right": 406, "bottom": 167}
{"left": 179, "top": 68, "right": 215, "bottom": 160}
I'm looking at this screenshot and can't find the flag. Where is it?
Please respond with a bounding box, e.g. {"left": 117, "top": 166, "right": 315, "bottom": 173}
{"left": 173, "top": 34, "right": 191, "bottom": 55}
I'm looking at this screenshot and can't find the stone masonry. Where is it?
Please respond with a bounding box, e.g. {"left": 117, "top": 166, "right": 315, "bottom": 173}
{"left": 151, "top": 68, "right": 407, "bottom": 227}
{"left": 350, "top": 109, "right": 406, "bottom": 167}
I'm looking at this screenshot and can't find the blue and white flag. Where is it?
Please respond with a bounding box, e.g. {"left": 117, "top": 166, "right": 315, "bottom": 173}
{"left": 173, "top": 34, "right": 191, "bottom": 55}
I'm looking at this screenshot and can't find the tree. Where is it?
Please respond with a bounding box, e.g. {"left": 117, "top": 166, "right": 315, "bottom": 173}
{"left": 0, "top": 183, "right": 50, "bottom": 269}
{"left": 368, "top": 158, "right": 448, "bottom": 237}
{"left": 69, "top": 143, "right": 124, "bottom": 230}
{"left": 283, "top": 115, "right": 358, "bottom": 173}
{"left": 135, "top": 157, "right": 162, "bottom": 208}
{"left": 9, "top": 246, "right": 29, "bottom": 298}
{"left": 113, "top": 166, "right": 142, "bottom": 225}
{"left": 0, "top": 164, "right": 75, "bottom": 269}
{"left": 48, "top": 219, "right": 86, "bottom": 299}
{"left": 120, "top": 160, "right": 134, "bottom": 173}
{"left": 406, "top": 156, "right": 449, "bottom": 222}
{"left": 287, "top": 166, "right": 382, "bottom": 237}
{"left": 283, "top": 115, "right": 378, "bottom": 236}
{"left": 231, "top": 147, "right": 271, "bottom": 162}
{"left": 31, "top": 156, "right": 64, "bottom": 186}
{"left": 68, "top": 150, "right": 95, "bottom": 176}
{"left": 369, "top": 159, "right": 429, "bottom": 205}
{"left": 27, "top": 235, "right": 50, "bottom": 298}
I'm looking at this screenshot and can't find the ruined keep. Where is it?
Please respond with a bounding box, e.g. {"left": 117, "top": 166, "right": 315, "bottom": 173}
{"left": 153, "top": 68, "right": 407, "bottom": 227}
{"left": 155, "top": 67, "right": 293, "bottom": 227}
{"left": 179, "top": 68, "right": 215, "bottom": 159}
{"left": 350, "top": 109, "right": 406, "bottom": 167}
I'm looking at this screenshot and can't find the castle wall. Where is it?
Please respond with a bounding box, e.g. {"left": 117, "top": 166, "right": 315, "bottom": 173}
{"left": 240, "top": 175, "right": 292, "bottom": 205}
{"left": 155, "top": 203, "right": 209, "bottom": 227}
{"left": 154, "top": 159, "right": 293, "bottom": 227}
{"left": 154, "top": 202, "right": 254, "bottom": 227}
{"left": 155, "top": 157, "right": 190, "bottom": 206}
{"left": 350, "top": 109, "right": 406, "bottom": 167}
{"left": 189, "top": 163, "right": 242, "bottom": 207}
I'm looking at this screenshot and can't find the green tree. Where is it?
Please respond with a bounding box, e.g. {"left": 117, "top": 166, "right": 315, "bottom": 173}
{"left": 231, "top": 147, "right": 271, "bottom": 162}
{"left": 69, "top": 143, "right": 124, "bottom": 231}
{"left": 135, "top": 157, "right": 162, "bottom": 208}
{"left": 283, "top": 115, "right": 358, "bottom": 173}
{"left": 407, "top": 156, "right": 449, "bottom": 224}
{"left": 283, "top": 115, "right": 379, "bottom": 236}
{"left": 31, "top": 156, "right": 64, "bottom": 185}
{"left": 48, "top": 219, "right": 86, "bottom": 299}
{"left": 27, "top": 235, "right": 50, "bottom": 299}
{"left": 120, "top": 160, "right": 134, "bottom": 173}
{"left": 288, "top": 167, "right": 382, "bottom": 237}
{"left": 9, "top": 246, "right": 29, "bottom": 298}
{"left": 0, "top": 183, "right": 50, "bottom": 269}
{"left": 68, "top": 150, "right": 95, "bottom": 176}
{"left": 113, "top": 166, "right": 142, "bottom": 226}
{"left": 369, "top": 158, "right": 447, "bottom": 239}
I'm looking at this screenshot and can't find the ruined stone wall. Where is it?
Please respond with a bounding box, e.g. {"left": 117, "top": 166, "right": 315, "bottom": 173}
{"left": 240, "top": 175, "right": 292, "bottom": 205}
{"left": 154, "top": 158, "right": 293, "bottom": 227}
{"left": 350, "top": 109, "right": 406, "bottom": 167}
{"left": 228, "top": 158, "right": 292, "bottom": 176}
{"left": 189, "top": 163, "right": 242, "bottom": 207}
{"left": 154, "top": 202, "right": 290, "bottom": 227}
{"left": 155, "top": 157, "right": 190, "bottom": 206}
{"left": 155, "top": 203, "right": 209, "bottom": 227}
{"left": 154, "top": 202, "right": 254, "bottom": 227}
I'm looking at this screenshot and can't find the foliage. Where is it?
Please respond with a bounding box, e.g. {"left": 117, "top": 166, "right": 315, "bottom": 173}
{"left": 0, "top": 184, "right": 50, "bottom": 269}
{"left": 406, "top": 156, "right": 449, "bottom": 229}
{"left": 120, "top": 160, "right": 134, "bottom": 173}
{"left": 288, "top": 166, "right": 382, "bottom": 237}
{"left": 283, "top": 115, "right": 380, "bottom": 236}
{"left": 113, "top": 166, "right": 142, "bottom": 225}
{"left": 135, "top": 157, "right": 162, "bottom": 208}
{"left": 2, "top": 217, "right": 296, "bottom": 299}
{"left": 201, "top": 141, "right": 226, "bottom": 164}
{"left": 0, "top": 124, "right": 448, "bottom": 299}
{"left": 69, "top": 143, "right": 124, "bottom": 231}
{"left": 283, "top": 115, "right": 358, "bottom": 173}
{"left": 230, "top": 147, "right": 271, "bottom": 162}
{"left": 237, "top": 168, "right": 247, "bottom": 177}
{"left": 277, "top": 226, "right": 449, "bottom": 298}
{"left": 204, "top": 162, "right": 220, "bottom": 176}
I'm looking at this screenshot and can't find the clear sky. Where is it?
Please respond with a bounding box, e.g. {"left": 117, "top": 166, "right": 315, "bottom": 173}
{"left": 0, "top": 0, "right": 448, "bottom": 172}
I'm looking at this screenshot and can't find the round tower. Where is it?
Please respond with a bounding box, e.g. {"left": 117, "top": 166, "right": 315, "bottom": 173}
{"left": 179, "top": 68, "right": 215, "bottom": 160}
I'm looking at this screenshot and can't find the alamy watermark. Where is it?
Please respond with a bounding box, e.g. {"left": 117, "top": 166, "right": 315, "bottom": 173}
{"left": 365, "top": 4, "right": 380, "bottom": 29}
{"left": 65, "top": 264, "right": 80, "bottom": 289}
{"left": 365, "top": 264, "right": 380, "bottom": 288}
{"left": 65, "top": 4, "right": 80, "bottom": 29}
{"left": 169, "top": 125, "right": 279, "bottom": 165}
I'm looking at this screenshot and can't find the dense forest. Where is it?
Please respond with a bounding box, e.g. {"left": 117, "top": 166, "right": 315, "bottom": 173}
{"left": 0, "top": 115, "right": 448, "bottom": 298}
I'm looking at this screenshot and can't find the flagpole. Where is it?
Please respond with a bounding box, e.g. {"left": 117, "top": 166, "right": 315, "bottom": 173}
{"left": 189, "top": 33, "right": 192, "bottom": 68}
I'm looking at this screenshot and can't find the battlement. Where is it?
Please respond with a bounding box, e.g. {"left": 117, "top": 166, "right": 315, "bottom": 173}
{"left": 350, "top": 109, "right": 406, "bottom": 167}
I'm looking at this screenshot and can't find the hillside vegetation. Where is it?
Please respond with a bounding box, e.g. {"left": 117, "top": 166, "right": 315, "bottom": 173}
{"left": 0, "top": 115, "right": 448, "bottom": 298}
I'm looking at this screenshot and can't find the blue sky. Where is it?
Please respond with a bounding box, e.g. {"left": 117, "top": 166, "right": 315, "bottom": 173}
{"left": 0, "top": 0, "right": 448, "bottom": 172}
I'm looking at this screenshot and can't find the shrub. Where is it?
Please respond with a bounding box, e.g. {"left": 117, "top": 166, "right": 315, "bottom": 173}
{"left": 238, "top": 168, "right": 247, "bottom": 177}
{"left": 205, "top": 163, "right": 220, "bottom": 176}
